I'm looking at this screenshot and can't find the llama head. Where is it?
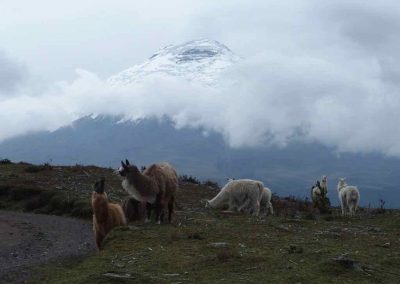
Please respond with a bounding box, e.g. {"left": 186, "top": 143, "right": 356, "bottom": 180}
{"left": 94, "top": 177, "right": 106, "bottom": 194}
{"left": 337, "top": 178, "right": 347, "bottom": 191}
{"left": 203, "top": 199, "right": 211, "bottom": 208}
{"left": 322, "top": 175, "right": 327, "bottom": 183}
{"left": 118, "top": 159, "right": 140, "bottom": 178}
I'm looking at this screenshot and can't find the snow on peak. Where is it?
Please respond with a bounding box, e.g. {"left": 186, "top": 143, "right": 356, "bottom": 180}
{"left": 107, "top": 39, "right": 239, "bottom": 86}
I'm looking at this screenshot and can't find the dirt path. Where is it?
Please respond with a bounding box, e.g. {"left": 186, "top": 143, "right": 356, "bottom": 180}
{"left": 0, "top": 210, "right": 96, "bottom": 283}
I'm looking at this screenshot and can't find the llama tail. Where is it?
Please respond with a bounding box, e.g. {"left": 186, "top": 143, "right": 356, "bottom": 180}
{"left": 350, "top": 188, "right": 359, "bottom": 201}
{"left": 256, "top": 182, "right": 264, "bottom": 202}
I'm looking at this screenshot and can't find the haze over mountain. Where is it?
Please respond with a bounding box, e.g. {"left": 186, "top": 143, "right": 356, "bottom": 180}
{"left": 1, "top": 39, "right": 400, "bottom": 207}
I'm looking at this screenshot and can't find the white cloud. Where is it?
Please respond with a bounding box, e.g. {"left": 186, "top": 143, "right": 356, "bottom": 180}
{"left": 1, "top": 1, "right": 400, "bottom": 157}
{"left": 0, "top": 51, "right": 26, "bottom": 96}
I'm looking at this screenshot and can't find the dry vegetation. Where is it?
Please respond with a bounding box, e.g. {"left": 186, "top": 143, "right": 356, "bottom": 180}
{"left": 0, "top": 162, "right": 399, "bottom": 283}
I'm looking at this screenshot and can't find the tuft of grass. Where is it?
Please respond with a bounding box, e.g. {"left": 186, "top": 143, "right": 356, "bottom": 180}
{"left": 70, "top": 199, "right": 92, "bottom": 218}
{"left": 24, "top": 163, "right": 53, "bottom": 173}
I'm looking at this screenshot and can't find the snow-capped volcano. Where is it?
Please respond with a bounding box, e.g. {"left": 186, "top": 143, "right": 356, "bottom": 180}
{"left": 107, "top": 39, "right": 240, "bottom": 86}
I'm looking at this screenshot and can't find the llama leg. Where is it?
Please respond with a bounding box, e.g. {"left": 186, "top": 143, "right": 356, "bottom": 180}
{"left": 95, "top": 232, "right": 104, "bottom": 250}
{"left": 145, "top": 203, "right": 152, "bottom": 223}
{"left": 160, "top": 204, "right": 166, "bottom": 223}
{"left": 168, "top": 196, "right": 175, "bottom": 223}
{"left": 155, "top": 201, "right": 165, "bottom": 225}
{"left": 268, "top": 202, "right": 274, "bottom": 215}
{"left": 340, "top": 199, "right": 346, "bottom": 216}
{"left": 252, "top": 200, "right": 260, "bottom": 216}
{"left": 238, "top": 197, "right": 251, "bottom": 213}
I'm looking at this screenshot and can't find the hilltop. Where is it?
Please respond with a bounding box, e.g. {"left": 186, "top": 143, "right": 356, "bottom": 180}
{"left": 0, "top": 162, "right": 399, "bottom": 283}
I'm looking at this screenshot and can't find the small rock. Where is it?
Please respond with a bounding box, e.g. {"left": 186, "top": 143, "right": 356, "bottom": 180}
{"left": 188, "top": 233, "right": 204, "bottom": 240}
{"left": 275, "top": 224, "right": 290, "bottom": 232}
{"left": 333, "top": 255, "right": 363, "bottom": 271}
{"left": 103, "top": 273, "right": 135, "bottom": 279}
{"left": 208, "top": 242, "right": 228, "bottom": 248}
{"left": 288, "top": 245, "right": 303, "bottom": 254}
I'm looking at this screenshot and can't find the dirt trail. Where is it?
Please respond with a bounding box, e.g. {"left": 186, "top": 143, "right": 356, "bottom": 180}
{"left": 0, "top": 210, "right": 96, "bottom": 283}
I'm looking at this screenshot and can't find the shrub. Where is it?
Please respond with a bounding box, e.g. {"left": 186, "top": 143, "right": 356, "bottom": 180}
{"left": 71, "top": 199, "right": 92, "bottom": 218}
{"left": 46, "top": 194, "right": 76, "bottom": 214}
{"left": 203, "top": 180, "right": 219, "bottom": 189}
{"left": 272, "top": 195, "right": 315, "bottom": 217}
{"left": 24, "top": 163, "right": 53, "bottom": 173}
{"left": 24, "top": 190, "right": 56, "bottom": 211}
{"left": 9, "top": 187, "right": 44, "bottom": 201}
{"left": 179, "top": 175, "right": 200, "bottom": 184}
{"left": 0, "top": 158, "right": 12, "bottom": 164}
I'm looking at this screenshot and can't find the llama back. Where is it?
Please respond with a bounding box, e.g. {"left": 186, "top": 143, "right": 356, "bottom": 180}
{"left": 226, "top": 179, "right": 264, "bottom": 196}
{"left": 345, "top": 186, "right": 360, "bottom": 202}
{"left": 215, "top": 179, "right": 263, "bottom": 206}
{"left": 143, "top": 162, "right": 178, "bottom": 195}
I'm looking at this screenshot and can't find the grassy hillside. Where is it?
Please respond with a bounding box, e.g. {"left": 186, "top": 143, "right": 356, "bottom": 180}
{"left": 0, "top": 162, "right": 399, "bottom": 283}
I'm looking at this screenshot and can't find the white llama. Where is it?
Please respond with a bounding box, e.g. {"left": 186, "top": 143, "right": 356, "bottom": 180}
{"left": 311, "top": 175, "right": 328, "bottom": 205}
{"left": 337, "top": 178, "right": 360, "bottom": 216}
{"left": 205, "top": 179, "right": 264, "bottom": 216}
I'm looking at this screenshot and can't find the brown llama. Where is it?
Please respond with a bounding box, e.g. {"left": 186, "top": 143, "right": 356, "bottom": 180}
{"left": 122, "top": 197, "right": 146, "bottom": 222}
{"left": 91, "top": 178, "right": 127, "bottom": 250}
{"left": 118, "top": 159, "right": 178, "bottom": 224}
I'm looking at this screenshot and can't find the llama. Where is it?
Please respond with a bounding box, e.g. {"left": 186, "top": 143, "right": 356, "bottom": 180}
{"left": 261, "top": 187, "right": 274, "bottom": 215}
{"left": 118, "top": 159, "right": 178, "bottom": 224}
{"left": 205, "top": 179, "right": 264, "bottom": 216}
{"left": 311, "top": 175, "right": 328, "bottom": 206}
{"left": 122, "top": 197, "right": 146, "bottom": 222}
{"left": 337, "top": 178, "right": 360, "bottom": 216}
{"left": 91, "top": 178, "right": 127, "bottom": 250}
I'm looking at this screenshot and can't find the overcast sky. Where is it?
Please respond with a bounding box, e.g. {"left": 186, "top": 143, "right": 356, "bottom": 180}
{"left": 1, "top": 1, "right": 400, "bottom": 157}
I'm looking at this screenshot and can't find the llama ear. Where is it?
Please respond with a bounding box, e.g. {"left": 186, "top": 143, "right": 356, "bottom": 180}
{"left": 121, "top": 160, "right": 126, "bottom": 168}
{"left": 125, "top": 159, "right": 130, "bottom": 166}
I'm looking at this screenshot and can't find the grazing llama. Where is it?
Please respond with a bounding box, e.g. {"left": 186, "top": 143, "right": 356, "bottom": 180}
{"left": 205, "top": 179, "right": 264, "bottom": 216}
{"left": 261, "top": 187, "right": 274, "bottom": 215}
{"left": 337, "top": 178, "right": 360, "bottom": 216}
{"left": 118, "top": 159, "right": 178, "bottom": 224}
{"left": 91, "top": 178, "right": 127, "bottom": 250}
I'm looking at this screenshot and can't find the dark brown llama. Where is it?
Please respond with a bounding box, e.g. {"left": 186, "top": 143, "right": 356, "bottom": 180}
{"left": 122, "top": 197, "right": 146, "bottom": 222}
{"left": 118, "top": 159, "right": 178, "bottom": 224}
{"left": 91, "top": 178, "right": 127, "bottom": 250}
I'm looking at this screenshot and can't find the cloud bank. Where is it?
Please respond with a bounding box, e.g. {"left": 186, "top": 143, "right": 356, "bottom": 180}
{"left": 0, "top": 51, "right": 26, "bottom": 97}
{"left": 1, "top": 1, "right": 400, "bottom": 157}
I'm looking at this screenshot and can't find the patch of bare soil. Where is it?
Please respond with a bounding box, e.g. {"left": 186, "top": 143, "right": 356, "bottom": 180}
{"left": 0, "top": 210, "right": 96, "bottom": 283}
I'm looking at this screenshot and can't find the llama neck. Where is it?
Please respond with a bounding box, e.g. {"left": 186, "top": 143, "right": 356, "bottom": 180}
{"left": 337, "top": 183, "right": 347, "bottom": 192}
{"left": 92, "top": 194, "right": 109, "bottom": 222}
{"left": 124, "top": 171, "right": 158, "bottom": 203}
{"left": 208, "top": 189, "right": 228, "bottom": 208}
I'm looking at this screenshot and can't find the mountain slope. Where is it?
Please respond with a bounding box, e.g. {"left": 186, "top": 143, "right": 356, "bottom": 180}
{"left": 1, "top": 116, "right": 399, "bottom": 207}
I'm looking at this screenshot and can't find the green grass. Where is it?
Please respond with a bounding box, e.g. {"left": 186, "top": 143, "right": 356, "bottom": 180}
{"left": 32, "top": 211, "right": 400, "bottom": 283}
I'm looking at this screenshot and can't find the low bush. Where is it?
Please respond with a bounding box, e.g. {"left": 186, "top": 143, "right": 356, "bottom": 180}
{"left": 0, "top": 158, "right": 12, "bottom": 164}
{"left": 24, "top": 163, "right": 53, "bottom": 173}
{"left": 180, "top": 175, "right": 200, "bottom": 184}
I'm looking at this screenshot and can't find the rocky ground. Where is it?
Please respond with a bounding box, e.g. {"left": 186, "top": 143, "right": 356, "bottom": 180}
{"left": 0, "top": 210, "right": 96, "bottom": 283}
